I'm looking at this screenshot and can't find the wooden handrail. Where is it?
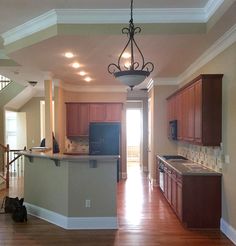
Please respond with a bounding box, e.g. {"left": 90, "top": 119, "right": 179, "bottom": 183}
{"left": 0, "top": 144, "right": 26, "bottom": 189}
{"left": 0, "top": 143, "right": 7, "bottom": 151}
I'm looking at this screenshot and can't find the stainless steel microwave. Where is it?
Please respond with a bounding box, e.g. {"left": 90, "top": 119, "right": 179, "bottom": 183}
{"left": 169, "top": 120, "right": 177, "bottom": 140}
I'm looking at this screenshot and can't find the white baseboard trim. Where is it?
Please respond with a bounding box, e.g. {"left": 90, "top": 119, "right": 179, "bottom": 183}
{"left": 221, "top": 218, "right": 236, "bottom": 245}
{"left": 25, "top": 203, "right": 118, "bottom": 230}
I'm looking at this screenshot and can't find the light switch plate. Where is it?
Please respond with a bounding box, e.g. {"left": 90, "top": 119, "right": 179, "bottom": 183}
{"left": 225, "top": 155, "right": 230, "bottom": 164}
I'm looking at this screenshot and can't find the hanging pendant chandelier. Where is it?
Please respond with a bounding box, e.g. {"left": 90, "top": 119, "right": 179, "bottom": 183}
{"left": 108, "top": 0, "right": 154, "bottom": 90}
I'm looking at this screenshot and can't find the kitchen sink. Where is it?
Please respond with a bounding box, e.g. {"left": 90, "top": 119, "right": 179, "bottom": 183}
{"left": 162, "top": 155, "right": 188, "bottom": 160}
{"left": 169, "top": 159, "right": 189, "bottom": 163}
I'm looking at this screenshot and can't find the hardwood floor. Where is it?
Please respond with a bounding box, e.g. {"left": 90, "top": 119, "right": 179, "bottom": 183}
{"left": 0, "top": 166, "right": 233, "bottom": 245}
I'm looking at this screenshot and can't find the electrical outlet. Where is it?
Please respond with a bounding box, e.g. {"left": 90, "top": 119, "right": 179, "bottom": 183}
{"left": 85, "top": 199, "right": 91, "bottom": 208}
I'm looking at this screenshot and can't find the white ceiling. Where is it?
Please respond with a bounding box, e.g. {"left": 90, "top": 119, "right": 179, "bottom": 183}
{"left": 0, "top": 0, "right": 236, "bottom": 98}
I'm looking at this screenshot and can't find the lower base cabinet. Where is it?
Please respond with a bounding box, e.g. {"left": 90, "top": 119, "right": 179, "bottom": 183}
{"left": 159, "top": 161, "right": 221, "bottom": 229}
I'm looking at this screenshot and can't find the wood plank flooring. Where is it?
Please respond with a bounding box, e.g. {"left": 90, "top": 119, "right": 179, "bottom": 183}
{"left": 0, "top": 166, "right": 233, "bottom": 245}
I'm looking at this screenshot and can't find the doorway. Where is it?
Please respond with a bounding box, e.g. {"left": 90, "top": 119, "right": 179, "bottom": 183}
{"left": 126, "top": 103, "right": 143, "bottom": 171}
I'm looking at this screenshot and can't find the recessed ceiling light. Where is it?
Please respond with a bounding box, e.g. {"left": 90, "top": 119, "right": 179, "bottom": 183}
{"left": 84, "top": 77, "right": 92, "bottom": 82}
{"left": 64, "top": 52, "right": 74, "bottom": 58}
{"left": 122, "top": 52, "right": 131, "bottom": 59}
{"left": 72, "top": 62, "right": 80, "bottom": 68}
{"left": 78, "top": 71, "right": 86, "bottom": 76}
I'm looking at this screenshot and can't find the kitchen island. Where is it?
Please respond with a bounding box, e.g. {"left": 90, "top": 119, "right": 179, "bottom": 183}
{"left": 21, "top": 151, "right": 119, "bottom": 230}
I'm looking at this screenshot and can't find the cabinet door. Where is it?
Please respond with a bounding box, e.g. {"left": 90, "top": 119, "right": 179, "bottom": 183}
{"left": 171, "top": 171, "right": 177, "bottom": 212}
{"left": 176, "top": 178, "right": 183, "bottom": 220}
{"left": 182, "top": 90, "right": 188, "bottom": 140}
{"left": 105, "top": 103, "right": 122, "bottom": 122}
{"left": 89, "top": 104, "right": 106, "bottom": 122}
{"left": 194, "top": 81, "right": 202, "bottom": 143}
{"left": 186, "top": 85, "right": 195, "bottom": 141}
{"left": 78, "top": 104, "right": 90, "bottom": 135}
{"left": 167, "top": 96, "right": 177, "bottom": 122}
{"left": 167, "top": 169, "right": 172, "bottom": 203}
{"left": 66, "top": 103, "right": 79, "bottom": 136}
{"left": 176, "top": 93, "right": 183, "bottom": 140}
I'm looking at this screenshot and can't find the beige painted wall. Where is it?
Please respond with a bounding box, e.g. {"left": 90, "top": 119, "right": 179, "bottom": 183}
{"left": 24, "top": 156, "right": 117, "bottom": 217}
{"left": 149, "top": 85, "right": 178, "bottom": 183}
{"left": 178, "top": 42, "right": 236, "bottom": 229}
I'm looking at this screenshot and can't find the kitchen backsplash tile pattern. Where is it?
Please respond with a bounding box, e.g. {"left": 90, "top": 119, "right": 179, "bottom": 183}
{"left": 65, "top": 137, "right": 89, "bottom": 153}
{"left": 178, "top": 143, "right": 223, "bottom": 173}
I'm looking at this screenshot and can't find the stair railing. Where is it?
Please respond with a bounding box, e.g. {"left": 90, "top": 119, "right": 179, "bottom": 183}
{"left": 0, "top": 144, "right": 25, "bottom": 189}
{"left": 0, "top": 75, "right": 11, "bottom": 91}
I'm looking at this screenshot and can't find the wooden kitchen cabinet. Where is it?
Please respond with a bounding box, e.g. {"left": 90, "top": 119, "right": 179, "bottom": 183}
{"left": 157, "top": 157, "right": 221, "bottom": 228}
{"left": 176, "top": 92, "right": 183, "bottom": 140}
{"left": 167, "top": 95, "right": 176, "bottom": 122}
{"left": 171, "top": 170, "right": 177, "bottom": 213}
{"left": 89, "top": 103, "right": 122, "bottom": 122}
{"left": 176, "top": 175, "right": 183, "bottom": 220}
{"left": 185, "top": 84, "right": 195, "bottom": 141}
{"left": 194, "top": 80, "right": 202, "bottom": 142}
{"left": 166, "top": 74, "right": 223, "bottom": 146}
{"left": 105, "top": 103, "right": 122, "bottom": 122}
{"left": 66, "top": 103, "right": 89, "bottom": 136}
{"left": 89, "top": 104, "right": 106, "bottom": 122}
{"left": 66, "top": 103, "right": 79, "bottom": 137}
{"left": 66, "top": 102, "right": 123, "bottom": 137}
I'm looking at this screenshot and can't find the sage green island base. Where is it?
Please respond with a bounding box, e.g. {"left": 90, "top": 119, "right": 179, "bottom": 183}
{"left": 22, "top": 152, "right": 119, "bottom": 229}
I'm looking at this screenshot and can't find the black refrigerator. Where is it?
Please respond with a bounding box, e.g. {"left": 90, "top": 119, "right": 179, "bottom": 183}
{"left": 89, "top": 122, "right": 120, "bottom": 181}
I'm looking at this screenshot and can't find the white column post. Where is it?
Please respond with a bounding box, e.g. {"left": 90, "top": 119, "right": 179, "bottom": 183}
{"left": 44, "top": 72, "right": 53, "bottom": 152}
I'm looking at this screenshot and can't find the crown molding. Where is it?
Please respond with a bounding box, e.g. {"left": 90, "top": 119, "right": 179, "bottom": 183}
{"left": 2, "top": 0, "right": 224, "bottom": 45}
{"left": 62, "top": 83, "right": 127, "bottom": 93}
{"left": 204, "top": 0, "right": 224, "bottom": 21}
{"left": 153, "top": 77, "right": 178, "bottom": 85}
{"left": 2, "top": 10, "right": 57, "bottom": 46}
{"left": 147, "top": 78, "right": 154, "bottom": 92}
{"left": 55, "top": 8, "right": 205, "bottom": 24}
{"left": 177, "top": 23, "right": 236, "bottom": 84}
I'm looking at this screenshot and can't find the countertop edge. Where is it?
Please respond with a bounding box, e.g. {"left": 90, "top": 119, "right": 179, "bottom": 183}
{"left": 20, "top": 151, "right": 120, "bottom": 161}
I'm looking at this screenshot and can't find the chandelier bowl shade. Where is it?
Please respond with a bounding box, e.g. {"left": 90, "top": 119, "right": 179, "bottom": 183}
{"left": 114, "top": 70, "right": 150, "bottom": 90}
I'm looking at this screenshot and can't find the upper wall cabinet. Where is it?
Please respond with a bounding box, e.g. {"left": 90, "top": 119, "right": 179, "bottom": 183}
{"left": 89, "top": 103, "right": 123, "bottom": 122}
{"left": 167, "top": 74, "right": 223, "bottom": 146}
{"left": 66, "top": 103, "right": 90, "bottom": 137}
{"left": 66, "top": 103, "right": 123, "bottom": 137}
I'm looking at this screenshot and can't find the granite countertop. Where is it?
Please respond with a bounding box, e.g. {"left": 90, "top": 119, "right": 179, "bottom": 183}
{"left": 157, "top": 155, "right": 221, "bottom": 176}
{"left": 20, "top": 151, "right": 120, "bottom": 162}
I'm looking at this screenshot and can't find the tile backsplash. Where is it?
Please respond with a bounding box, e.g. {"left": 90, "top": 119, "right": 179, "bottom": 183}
{"left": 65, "top": 137, "right": 89, "bottom": 153}
{"left": 178, "top": 143, "right": 223, "bottom": 173}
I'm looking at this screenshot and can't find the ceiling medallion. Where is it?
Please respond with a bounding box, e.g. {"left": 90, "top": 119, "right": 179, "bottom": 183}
{"left": 108, "top": 0, "right": 154, "bottom": 90}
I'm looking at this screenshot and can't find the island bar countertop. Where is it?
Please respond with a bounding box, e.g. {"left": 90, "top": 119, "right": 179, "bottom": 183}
{"left": 21, "top": 150, "right": 120, "bottom": 161}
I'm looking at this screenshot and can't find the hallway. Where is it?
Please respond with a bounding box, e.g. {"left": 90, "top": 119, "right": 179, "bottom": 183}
{"left": 0, "top": 166, "right": 233, "bottom": 245}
